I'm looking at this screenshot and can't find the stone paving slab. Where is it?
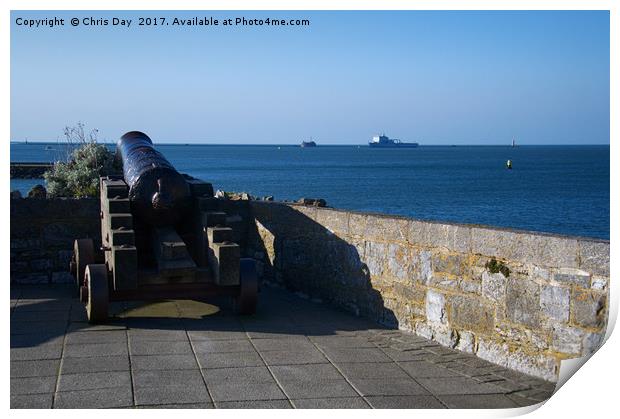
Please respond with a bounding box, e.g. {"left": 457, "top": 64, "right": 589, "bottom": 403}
{"left": 10, "top": 284, "right": 555, "bottom": 409}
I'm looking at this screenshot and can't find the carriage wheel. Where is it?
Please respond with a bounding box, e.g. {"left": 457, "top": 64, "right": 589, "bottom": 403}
{"left": 73, "top": 239, "right": 94, "bottom": 293}
{"left": 85, "top": 264, "right": 109, "bottom": 323}
{"left": 235, "top": 259, "right": 258, "bottom": 315}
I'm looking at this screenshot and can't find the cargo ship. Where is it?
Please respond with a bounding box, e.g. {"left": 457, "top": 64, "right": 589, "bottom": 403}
{"left": 300, "top": 140, "right": 316, "bottom": 147}
{"left": 369, "top": 134, "right": 418, "bottom": 148}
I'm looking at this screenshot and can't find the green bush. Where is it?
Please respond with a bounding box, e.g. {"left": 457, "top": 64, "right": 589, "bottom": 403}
{"left": 44, "top": 124, "right": 120, "bottom": 198}
{"left": 485, "top": 258, "right": 511, "bottom": 278}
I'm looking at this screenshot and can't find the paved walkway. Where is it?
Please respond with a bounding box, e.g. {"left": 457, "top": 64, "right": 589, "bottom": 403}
{"left": 10, "top": 285, "right": 555, "bottom": 409}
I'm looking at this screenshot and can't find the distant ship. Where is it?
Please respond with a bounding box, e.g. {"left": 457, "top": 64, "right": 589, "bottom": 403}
{"left": 300, "top": 140, "right": 316, "bottom": 148}
{"left": 369, "top": 134, "right": 418, "bottom": 148}
{"left": 512, "top": 137, "right": 516, "bottom": 147}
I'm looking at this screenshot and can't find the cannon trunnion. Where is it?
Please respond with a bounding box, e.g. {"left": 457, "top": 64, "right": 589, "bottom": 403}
{"left": 71, "top": 132, "right": 258, "bottom": 323}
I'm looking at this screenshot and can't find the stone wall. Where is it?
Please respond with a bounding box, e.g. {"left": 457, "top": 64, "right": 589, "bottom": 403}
{"left": 246, "top": 202, "right": 610, "bottom": 382}
{"left": 10, "top": 198, "right": 101, "bottom": 284}
{"left": 9, "top": 197, "right": 610, "bottom": 382}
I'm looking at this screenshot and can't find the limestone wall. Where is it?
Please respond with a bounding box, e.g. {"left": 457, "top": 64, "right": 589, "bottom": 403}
{"left": 10, "top": 198, "right": 101, "bottom": 284}
{"left": 247, "top": 201, "right": 610, "bottom": 382}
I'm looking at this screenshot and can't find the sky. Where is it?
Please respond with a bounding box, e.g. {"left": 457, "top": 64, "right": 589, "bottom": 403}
{"left": 10, "top": 10, "right": 610, "bottom": 145}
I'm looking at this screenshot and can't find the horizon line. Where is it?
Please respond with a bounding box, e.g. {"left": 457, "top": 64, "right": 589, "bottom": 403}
{"left": 10, "top": 140, "right": 611, "bottom": 146}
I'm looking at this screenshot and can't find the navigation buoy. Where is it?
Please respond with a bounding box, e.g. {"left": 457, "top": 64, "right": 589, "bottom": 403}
{"left": 506, "top": 159, "right": 512, "bottom": 169}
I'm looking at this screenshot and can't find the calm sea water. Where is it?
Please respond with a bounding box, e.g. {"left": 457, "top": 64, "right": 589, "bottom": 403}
{"left": 10, "top": 143, "right": 610, "bottom": 239}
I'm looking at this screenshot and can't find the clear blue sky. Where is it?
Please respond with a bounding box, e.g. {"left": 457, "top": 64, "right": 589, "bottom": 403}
{"left": 10, "top": 10, "right": 609, "bottom": 144}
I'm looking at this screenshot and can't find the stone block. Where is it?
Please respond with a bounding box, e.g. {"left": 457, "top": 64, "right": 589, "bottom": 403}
{"left": 409, "top": 221, "right": 471, "bottom": 253}
{"left": 432, "top": 326, "right": 459, "bottom": 348}
{"left": 530, "top": 265, "right": 552, "bottom": 281}
{"left": 540, "top": 285, "right": 570, "bottom": 322}
{"left": 448, "top": 295, "right": 494, "bottom": 333}
{"left": 505, "top": 351, "right": 558, "bottom": 383}
{"left": 10, "top": 261, "right": 29, "bottom": 273}
{"left": 476, "top": 339, "right": 509, "bottom": 367}
{"left": 364, "top": 241, "right": 387, "bottom": 277}
{"left": 428, "top": 274, "right": 458, "bottom": 291}
{"left": 506, "top": 278, "right": 540, "bottom": 328}
{"left": 571, "top": 289, "right": 606, "bottom": 329}
{"left": 387, "top": 243, "right": 415, "bottom": 281}
{"left": 471, "top": 228, "right": 579, "bottom": 269}
{"left": 289, "top": 204, "right": 318, "bottom": 220}
{"left": 41, "top": 222, "right": 78, "bottom": 246}
{"left": 29, "top": 258, "right": 51, "bottom": 271}
{"left": 553, "top": 268, "right": 590, "bottom": 288}
{"left": 415, "top": 322, "right": 434, "bottom": 340}
{"left": 315, "top": 208, "right": 349, "bottom": 235}
{"left": 481, "top": 271, "right": 507, "bottom": 302}
{"left": 344, "top": 239, "right": 365, "bottom": 272}
{"left": 551, "top": 325, "right": 583, "bottom": 354}
{"left": 582, "top": 332, "right": 605, "bottom": 355}
{"left": 11, "top": 238, "right": 41, "bottom": 251}
{"left": 432, "top": 253, "right": 465, "bottom": 276}
{"left": 415, "top": 250, "right": 433, "bottom": 284}
{"left": 579, "top": 240, "right": 609, "bottom": 276}
{"left": 352, "top": 214, "right": 409, "bottom": 242}
{"left": 426, "top": 289, "right": 447, "bottom": 325}
{"left": 459, "top": 279, "right": 481, "bottom": 295}
{"left": 393, "top": 283, "right": 424, "bottom": 303}
{"left": 55, "top": 250, "right": 73, "bottom": 270}
{"left": 456, "top": 331, "right": 476, "bottom": 353}
{"left": 52, "top": 271, "right": 74, "bottom": 284}
{"left": 528, "top": 234, "right": 580, "bottom": 269}
{"left": 12, "top": 273, "right": 49, "bottom": 284}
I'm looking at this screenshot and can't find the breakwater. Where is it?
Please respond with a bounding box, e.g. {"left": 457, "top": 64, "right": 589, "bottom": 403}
{"left": 10, "top": 162, "right": 52, "bottom": 179}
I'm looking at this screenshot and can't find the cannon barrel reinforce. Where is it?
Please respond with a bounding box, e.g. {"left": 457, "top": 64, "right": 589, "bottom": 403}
{"left": 117, "top": 131, "right": 191, "bottom": 226}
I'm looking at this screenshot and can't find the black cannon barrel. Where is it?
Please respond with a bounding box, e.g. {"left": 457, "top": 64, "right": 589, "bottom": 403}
{"left": 117, "top": 131, "right": 191, "bottom": 226}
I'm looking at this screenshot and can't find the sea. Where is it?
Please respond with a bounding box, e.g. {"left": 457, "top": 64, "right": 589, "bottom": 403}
{"left": 10, "top": 143, "right": 610, "bottom": 240}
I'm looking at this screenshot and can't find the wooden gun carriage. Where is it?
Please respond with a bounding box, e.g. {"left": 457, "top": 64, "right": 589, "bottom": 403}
{"left": 70, "top": 131, "right": 258, "bottom": 323}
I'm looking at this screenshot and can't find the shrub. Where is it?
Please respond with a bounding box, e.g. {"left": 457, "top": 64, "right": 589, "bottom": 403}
{"left": 44, "top": 123, "right": 120, "bottom": 198}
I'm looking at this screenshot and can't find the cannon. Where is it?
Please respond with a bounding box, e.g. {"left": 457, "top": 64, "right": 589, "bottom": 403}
{"left": 70, "top": 131, "right": 258, "bottom": 323}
